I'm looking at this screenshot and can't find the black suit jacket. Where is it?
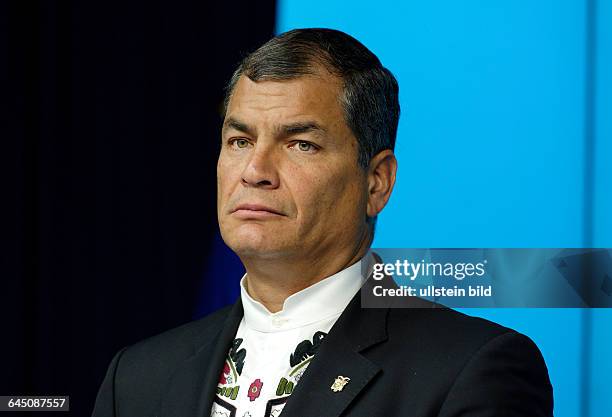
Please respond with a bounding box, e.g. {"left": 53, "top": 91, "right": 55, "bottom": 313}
{"left": 92, "top": 276, "right": 553, "bottom": 417}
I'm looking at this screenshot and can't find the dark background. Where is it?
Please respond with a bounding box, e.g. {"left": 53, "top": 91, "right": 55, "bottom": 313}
{"left": 2, "top": 1, "right": 275, "bottom": 415}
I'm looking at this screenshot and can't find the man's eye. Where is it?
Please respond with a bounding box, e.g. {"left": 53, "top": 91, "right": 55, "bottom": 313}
{"left": 292, "top": 141, "right": 317, "bottom": 153}
{"left": 231, "top": 138, "right": 250, "bottom": 149}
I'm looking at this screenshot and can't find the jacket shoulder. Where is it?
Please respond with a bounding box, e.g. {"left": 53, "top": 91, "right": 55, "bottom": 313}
{"left": 114, "top": 304, "right": 235, "bottom": 402}
{"left": 92, "top": 303, "right": 237, "bottom": 417}
{"left": 368, "top": 306, "right": 552, "bottom": 416}
{"left": 388, "top": 302, "right": 511, "bottom": 342}
{"left": 384, "top": 305, "right": 522, "bottom": 370}
{"left": 125, "top": 303, "right": 234, "bottom": 360}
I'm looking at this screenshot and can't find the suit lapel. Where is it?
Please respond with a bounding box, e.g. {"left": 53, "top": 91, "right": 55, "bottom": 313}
{"left": 159, "top": 298, "right": 244, "bottom": 417}
{"left": 278, "top": 284, "right": 389, "bottom": 417}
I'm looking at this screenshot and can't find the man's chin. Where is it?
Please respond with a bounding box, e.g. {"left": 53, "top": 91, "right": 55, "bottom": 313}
{"left": 234, "top": 248, "right": 288, "bottom": 260}
{"left": 220, "top": 224, "right": 298, "bottom": 258}
{"left": 229, "top": 244, "right": 302, "bottom": 264}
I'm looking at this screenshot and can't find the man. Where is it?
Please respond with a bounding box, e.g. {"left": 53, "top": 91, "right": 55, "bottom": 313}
{"left": 92, "top": 28, "right": 553, "bottom": 417}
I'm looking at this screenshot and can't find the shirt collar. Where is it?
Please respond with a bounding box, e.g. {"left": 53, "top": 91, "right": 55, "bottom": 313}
{"left": 239, "top": 251, "right": 373, "bottom": 332}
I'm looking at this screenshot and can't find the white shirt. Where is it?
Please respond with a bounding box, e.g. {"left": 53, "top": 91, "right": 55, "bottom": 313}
{"left": 210, "top": 256, "right": 369, "bottom": 417}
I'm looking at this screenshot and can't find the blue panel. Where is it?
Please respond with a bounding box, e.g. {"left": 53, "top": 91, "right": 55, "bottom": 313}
{"left": 594, "top": 0, "right": 612, "bottom": 247}
{"left": 590, "top": 310, "right": 612, "bottom": 417}
{"left": 590, "top": 1, "right": 612, "bottom": 415}
{"left": 276, "top": 1, "right": 610, "bottom": 416}
{"left": 278, "top": 0, "right": 586, "bottom": 248}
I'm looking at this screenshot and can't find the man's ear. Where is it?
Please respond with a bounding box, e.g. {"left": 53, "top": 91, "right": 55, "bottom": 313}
{"left": 366, "top": 150, "right": 397, "bottom": 218}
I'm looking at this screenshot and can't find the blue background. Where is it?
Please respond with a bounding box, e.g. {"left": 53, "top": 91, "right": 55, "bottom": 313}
{"left": 276, "top": 1, "right": 611, "bottom": 416}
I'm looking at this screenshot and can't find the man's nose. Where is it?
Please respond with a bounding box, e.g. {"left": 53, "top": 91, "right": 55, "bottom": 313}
{"left": 240, "top": 143, "right": 280, "bottom": 189}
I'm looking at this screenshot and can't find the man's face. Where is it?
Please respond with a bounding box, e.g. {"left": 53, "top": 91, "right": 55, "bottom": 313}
{"left": 217, "top": 71, "right": 369, "bottom": 261}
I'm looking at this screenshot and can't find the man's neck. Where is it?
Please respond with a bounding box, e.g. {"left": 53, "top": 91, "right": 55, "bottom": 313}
{"left": 241, "top": 234, "right": 371, "bottom": 313}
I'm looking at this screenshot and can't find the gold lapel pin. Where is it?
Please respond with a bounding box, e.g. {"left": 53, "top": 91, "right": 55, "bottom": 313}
{"left": 331, "top": 376, "right": 351, "bottom": 392}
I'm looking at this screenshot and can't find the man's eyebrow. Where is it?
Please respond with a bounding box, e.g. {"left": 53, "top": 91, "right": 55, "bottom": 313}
{"left": 223, "top": 117, "right": 255, "bottom": 136}
{"left": 278, "top": 121, "right": 327, "bottom": 137}
{"left": 223, "top": 118, "right": 327, "bottom": 138}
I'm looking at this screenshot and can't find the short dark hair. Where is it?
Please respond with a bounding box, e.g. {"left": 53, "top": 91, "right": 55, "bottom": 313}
{"left": 223, "top": 28, "right": 400, "bottom": 169}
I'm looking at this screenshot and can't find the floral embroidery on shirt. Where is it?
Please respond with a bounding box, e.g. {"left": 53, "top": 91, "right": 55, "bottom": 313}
{"left": 247, "top": 379, "right": 263, "bottom": 401}
{"left": 213, "top": 330, "right": 330, "bottom": 416}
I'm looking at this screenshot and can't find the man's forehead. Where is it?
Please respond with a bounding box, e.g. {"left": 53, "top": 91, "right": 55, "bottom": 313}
{"left": 229, "top": 73, "right": 342, "bottom": 109}
{"left": 224, "top": 75, "right": 344, "bottom": 132}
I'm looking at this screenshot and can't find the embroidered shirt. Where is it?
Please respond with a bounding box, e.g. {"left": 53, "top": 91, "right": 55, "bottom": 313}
{"left": 210, "top": 256, "right": 369, "bottom": 417}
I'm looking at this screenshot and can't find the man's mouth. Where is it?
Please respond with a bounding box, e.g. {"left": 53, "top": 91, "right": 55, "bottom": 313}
{"left": 231, "top": 203, "right": 285, "bottom": 219}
